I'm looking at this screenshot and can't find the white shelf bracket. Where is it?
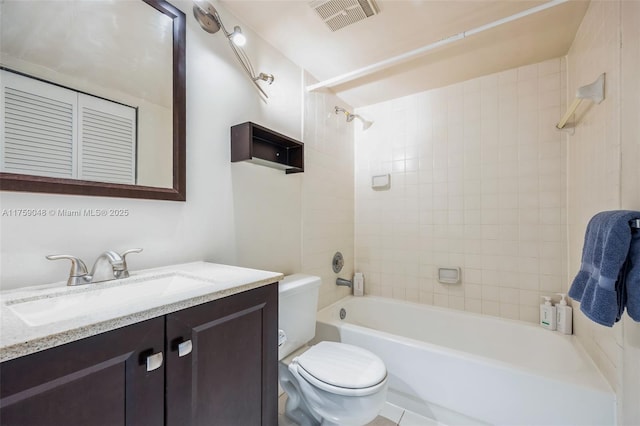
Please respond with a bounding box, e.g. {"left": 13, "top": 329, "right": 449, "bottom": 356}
{"left": 577, "top": 73, "right": 605, "bottom": 104}
{"left": 556, "top": 73, "right": 605, "bottom": 130}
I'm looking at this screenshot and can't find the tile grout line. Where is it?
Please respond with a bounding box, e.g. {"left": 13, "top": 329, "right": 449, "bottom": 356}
{"left": 396, "top": 409, "right": 406, "bottom": 425}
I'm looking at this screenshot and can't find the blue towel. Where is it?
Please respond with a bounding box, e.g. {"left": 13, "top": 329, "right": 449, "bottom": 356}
{"left": 568, "top": 210, "right": 640, "bottom": 326}
{"left": 623, "top": 231, "right": 640, "bottom": 321}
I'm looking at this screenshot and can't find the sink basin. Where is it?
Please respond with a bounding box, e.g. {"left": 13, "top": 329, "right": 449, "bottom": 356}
{"left": 6, "top": 273, "right": 215, "bottom": 327}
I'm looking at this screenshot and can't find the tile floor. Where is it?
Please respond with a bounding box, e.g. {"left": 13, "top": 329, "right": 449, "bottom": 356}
{"left": 278, "top": 394, "right": 441, "bottom": 426}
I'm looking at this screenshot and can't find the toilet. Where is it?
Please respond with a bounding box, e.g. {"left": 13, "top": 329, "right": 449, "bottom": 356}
{"left": 278, "top": 274, "right": 388, "bottom": 426}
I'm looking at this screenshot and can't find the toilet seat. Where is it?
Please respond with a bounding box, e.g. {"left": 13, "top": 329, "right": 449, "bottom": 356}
{"left": 293, "top": 341, "right": 387, "bottom": 397}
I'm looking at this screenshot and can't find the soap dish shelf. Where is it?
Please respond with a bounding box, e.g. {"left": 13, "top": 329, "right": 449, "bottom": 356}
{"left": 231, "top": 122, "right": 304, "bottom": 174}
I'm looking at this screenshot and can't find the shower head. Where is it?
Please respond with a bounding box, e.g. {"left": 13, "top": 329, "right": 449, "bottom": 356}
{"left": 192, "top": 0, "right": 275, "bottom": 97}
{"left": 360, "top": 118, "right": 373, "bottom": 130}
{"left": 351, "top": 114, "right": 373, "bottom": 130}
{"left": 193, "top": 1, "right": 221, "bottom": 34}
{"left": 334, "top": 106, "right": 373, "bottom": 130}
{"left": 193, "top": 1, "right": 245, "bottom": 46}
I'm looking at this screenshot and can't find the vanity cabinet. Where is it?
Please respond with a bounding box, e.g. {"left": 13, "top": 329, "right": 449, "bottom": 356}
{"left": 0, "top": 317, "right": 165, "bottom": 425}
{"left": 166, "top": 283, "right": 278, "bottom": 426}
{"left": 0, "top": 284, "right": 278, "bottom": 426}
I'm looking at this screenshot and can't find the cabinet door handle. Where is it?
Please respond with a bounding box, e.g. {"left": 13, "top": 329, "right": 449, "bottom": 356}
{"left": 178, "top": 340, "right": 192, "bottom": 357}
{"left": 146, "top": 352, "right": 163, "bottom": 372}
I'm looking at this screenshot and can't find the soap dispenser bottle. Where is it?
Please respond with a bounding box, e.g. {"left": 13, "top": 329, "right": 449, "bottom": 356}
{"left": 353, "top": 272, "right": 364, "bottom": 297}
{"left": 555, "top": 293, "right": 573, "bottom": 334}
{"left": 540, "top": 296, "right": 557, "bottom": 330}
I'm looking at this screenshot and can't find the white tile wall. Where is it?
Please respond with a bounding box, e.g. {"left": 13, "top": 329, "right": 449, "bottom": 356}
{"left": 567, "top": 0, "right": 640, "bottom": 423}
{"left": 354, "top": 59, "right": 567, "bottom": 323}
{"left": 302, "top": 72, "right": 355, "bottom": 309}
{"left": 566, "top": 0, "right": 622, "bottom": 397}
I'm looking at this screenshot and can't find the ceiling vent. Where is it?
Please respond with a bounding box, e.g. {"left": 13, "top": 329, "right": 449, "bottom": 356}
{"left": 310, "top": 0, "right": 378, "bottom": 32}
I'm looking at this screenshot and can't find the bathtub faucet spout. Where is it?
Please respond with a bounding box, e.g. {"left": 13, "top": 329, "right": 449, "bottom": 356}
{"left": 336, "top": 278, "right": 353, "bottom": 288}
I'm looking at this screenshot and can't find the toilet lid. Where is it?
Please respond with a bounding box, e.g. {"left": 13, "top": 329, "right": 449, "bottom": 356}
{"left": 296, "top": 342, "right": 386, "bottom": 391}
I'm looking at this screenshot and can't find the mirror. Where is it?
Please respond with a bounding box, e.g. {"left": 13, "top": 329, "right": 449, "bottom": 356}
{"left": 0, "top": 0, "right": 186, "bottom": 201}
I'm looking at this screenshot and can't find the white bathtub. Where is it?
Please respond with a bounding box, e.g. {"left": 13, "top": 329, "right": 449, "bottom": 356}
{"left": 314, "top": 296, "right": 615, "bottom": 426}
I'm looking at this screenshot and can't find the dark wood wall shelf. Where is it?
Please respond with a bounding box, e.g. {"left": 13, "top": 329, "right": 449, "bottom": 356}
{"left": 231, "top": 122, "right": 304, "bottom": 174}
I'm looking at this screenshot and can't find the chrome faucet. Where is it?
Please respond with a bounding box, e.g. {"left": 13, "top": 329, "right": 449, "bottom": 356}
{"left": 336, "top": 278, "right": 353, "bottom": 288}
{"left": 47, "top": 248, "right": 143, "bottom": 286}
{"left": 90, "top": 250, "right": 125, "bottom": 283}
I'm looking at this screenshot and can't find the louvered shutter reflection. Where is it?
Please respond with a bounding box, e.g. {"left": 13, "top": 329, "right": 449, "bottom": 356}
{"left": 1, "top": 72, "right": 77, "bottom": 178}
{"left": 78, "top": 94, "right": 136, "bottom": 184}
{"left": 1, "top": 70, "right": 136, "bottom": 184}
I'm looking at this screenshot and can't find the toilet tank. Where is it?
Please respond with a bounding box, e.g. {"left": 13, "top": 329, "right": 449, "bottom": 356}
{"left": 278, "top": 274, "right": 321, "bottom": 360}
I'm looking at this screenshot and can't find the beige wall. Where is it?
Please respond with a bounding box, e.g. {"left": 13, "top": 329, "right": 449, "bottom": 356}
{"left": 0, "top": 1, "right": 354, "bottom": 294}
{"left": 620, "top": 2, "right": 640, "bottom": 424}
{"left": 566, "top": 0, "right": 640, "bottom": 424}
{"left": 354, "top": 58, "right": 567, "bottom": 322}
{"left": 136, "top": 101, "right": 173, "bottom": 188}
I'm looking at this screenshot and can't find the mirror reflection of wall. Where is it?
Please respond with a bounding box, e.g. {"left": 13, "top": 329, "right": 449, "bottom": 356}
{"left": 0, "top": 0, "right": 174, "bottom": 189}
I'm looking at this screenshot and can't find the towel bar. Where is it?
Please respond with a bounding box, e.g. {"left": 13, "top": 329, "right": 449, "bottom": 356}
{"left": 631, "top": 219, "right": 640, "bottom": 229}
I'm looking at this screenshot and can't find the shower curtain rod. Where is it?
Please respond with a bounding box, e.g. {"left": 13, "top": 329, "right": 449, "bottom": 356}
{"left": 306, "top": 0, "right": 570, "bottom": 92}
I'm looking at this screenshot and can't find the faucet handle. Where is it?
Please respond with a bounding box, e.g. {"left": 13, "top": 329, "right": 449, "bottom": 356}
{"left": 46, "top": 254, "right": 90, "bottom": 286}
{"left": 121, "top": 248, "right": 143, "bottom": 258}
{"left": 119, "top": 248, "right": 143, "bottom": 278}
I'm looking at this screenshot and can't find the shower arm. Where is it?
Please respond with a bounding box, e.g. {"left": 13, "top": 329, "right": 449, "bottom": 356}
{"left": 335, "top": 106, "right": 372, "bottom": 129}
{"left": 335, "top": 106, "right": 349, "bottom": 116}
{"left": 335, "top": 106, "right": 355, "bottom": 121}
{"left": 227, "top": 42, "right": 268, "bottom": 98}
{"left": 198, "top": 2, "right": 271, "bottom": 98}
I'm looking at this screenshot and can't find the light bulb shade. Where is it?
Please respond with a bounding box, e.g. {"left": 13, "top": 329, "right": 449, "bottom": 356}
{"left": 230, "top": 26, "right": 246, "bottom": 46}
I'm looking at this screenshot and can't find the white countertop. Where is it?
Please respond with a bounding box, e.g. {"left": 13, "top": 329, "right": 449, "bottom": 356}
{"left": 0, "top": 262, "right": 283, "bottom": 363}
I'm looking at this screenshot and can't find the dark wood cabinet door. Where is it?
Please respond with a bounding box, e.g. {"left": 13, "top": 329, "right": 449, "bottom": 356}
{"left": 0, "top": 317, "right": 165, "bottom": 426}
{"left": 165, "top": 284, "right": 278, "bottom": 426}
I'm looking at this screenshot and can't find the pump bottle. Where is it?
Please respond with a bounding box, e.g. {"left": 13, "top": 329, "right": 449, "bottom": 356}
{"left": 353, "top": 272, "right": 364, "bottom": 296}
{"left": 540, "top": 296, "right": 557, "bottom": 330}
{"left": 555, "top": 293, "right": 573, "bottom": 334}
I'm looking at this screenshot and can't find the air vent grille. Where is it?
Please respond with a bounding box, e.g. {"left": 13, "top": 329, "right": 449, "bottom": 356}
{"left": 357, "top": 0, "right": 375, "bottom": 17}
{"left": 310, "top": 0, "right": 378, "bottom": 32}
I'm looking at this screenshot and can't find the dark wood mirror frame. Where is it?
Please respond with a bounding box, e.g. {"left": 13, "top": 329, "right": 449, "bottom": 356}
{"left": 0, "top": 0, "right": 186, "bottom": 201}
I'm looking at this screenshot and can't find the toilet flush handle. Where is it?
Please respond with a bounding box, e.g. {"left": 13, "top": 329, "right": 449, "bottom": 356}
{"left": 278, "top": 329, "right": 287, "bottom": 347}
